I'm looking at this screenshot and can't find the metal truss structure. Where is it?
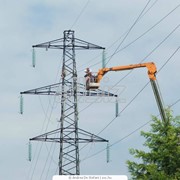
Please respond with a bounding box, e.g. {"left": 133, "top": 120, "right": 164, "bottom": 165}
{"left": 21, "top": 30, "right": 117, "bottom": 175}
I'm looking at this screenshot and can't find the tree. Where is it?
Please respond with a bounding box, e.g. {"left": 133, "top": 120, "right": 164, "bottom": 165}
{"left": 127, "top": 109, "right": 180, "bottom": 180}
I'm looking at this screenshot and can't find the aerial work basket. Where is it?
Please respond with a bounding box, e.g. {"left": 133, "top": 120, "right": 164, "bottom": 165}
{"left": 85, "top": 75, "right": 100, "bottom": 90}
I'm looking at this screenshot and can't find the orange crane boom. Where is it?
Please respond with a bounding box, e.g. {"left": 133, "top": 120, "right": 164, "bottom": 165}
{"left": 96, "top": 62, "right": 157, "bottom": 82}
{"left": 86, "top": 62, "right": 167, "bottom": 123}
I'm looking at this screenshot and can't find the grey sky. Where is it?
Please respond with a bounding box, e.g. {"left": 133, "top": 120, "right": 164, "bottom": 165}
{"left": 0, "top": 0, "right": 180, "bottom": 179}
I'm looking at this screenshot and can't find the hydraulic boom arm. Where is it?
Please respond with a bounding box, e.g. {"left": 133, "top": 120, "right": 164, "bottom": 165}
{"left": 87, "top": 62, "right": 166, "bottom": 123}
{"left": 96, "top": 62, "right": 157, "bottom": 82}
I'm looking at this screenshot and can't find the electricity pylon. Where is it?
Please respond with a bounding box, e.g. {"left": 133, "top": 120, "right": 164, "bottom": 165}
{"left": 21, "top": 30, "right": 117, "bottom": 175}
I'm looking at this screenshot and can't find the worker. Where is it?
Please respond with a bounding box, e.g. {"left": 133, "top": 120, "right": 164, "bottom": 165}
{"left": 84, "top": 68, "right": 96, "bottom": 80}
{"left": 84, "top": 68, "right": 96, "bottom": 89}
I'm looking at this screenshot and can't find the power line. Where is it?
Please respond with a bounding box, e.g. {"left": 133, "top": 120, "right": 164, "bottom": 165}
{"left": 81, "top": 96, "right": 180, "bottom": 162}
{"left": 80, "top": 46, "right": 180, "bottom": 162}
{"left": 158, "top": 46, "right": 180, "bottom": 73}
{"left": 77, "top": 25, "right": 180, "bottom": 154}
{"left": 27, "top": 1, "right": 180, "bottom": 176}
{"left": 27, "top": 1, "right": 90, "bottom": 178}
{"left": 70, "top": 0, "right": 90, "bottom": 29}
{"left": 170, "top": 98, "right": 180, "bottom": 108}
{"left": 82, "top": 3, "right": 180, "bottom": 70}
{"left": 55, "top": 0, "right": 90, "bottom": 80}
{"left": 78, "top": 0, "right": 159, "bottom": 72}
{"left": 27, "top": 95, "right": 58, "bottom": 179}
{"left": 105, "top": 0, "right": 152, "bottom": 66}
{"left": 77, "top": 0, "right": 168, "bottom": 121}
{"left": 29, "top": 142, "right": 44, "bottom": 180}
{"left": 45, "top": 141, "right": 58, "bottom": 180}
{"left": 110, "top": 23, "right": 180, "bottom": 89}
{"left": 76, "top": 23, "right": 180, "bottom": 168}
{"left": 81, "top": 95, "right": 180, "bottom": 162}
{"left": 81, "top": 120, "right": 151, "bottom": 162}
{"left": 105, "top": 3, "right": 180, "bottom": 63}
{"left": 98, "top": 82, "right": 150, "bottom": 135}
{"left": 40, "top": 134, "right": 58, "bottom": 180}
{"left": 98, "top": 46, "right": 180, "bottom": 135}
{"left": 77, "top": 23, "right": 180, "bottom": 129}
{"left": 108, "top": 0, "right": 159, "bottom": 52}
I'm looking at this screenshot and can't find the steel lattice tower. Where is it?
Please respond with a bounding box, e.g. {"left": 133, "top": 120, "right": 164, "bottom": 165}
{"left": 21, "top": 30, "right": 117, "bottom": 175}
{"left": 59, "top": 30, "right": 79, "bottom": 174}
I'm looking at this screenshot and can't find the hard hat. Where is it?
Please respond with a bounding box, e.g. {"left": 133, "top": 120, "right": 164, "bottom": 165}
{"left": 84, "top": 68, "right": 92, "bottom": 73}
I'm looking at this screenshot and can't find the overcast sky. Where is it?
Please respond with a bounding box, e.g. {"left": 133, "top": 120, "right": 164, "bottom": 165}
{"left": 0, "top": 0, "right": 180, "bottom": 180}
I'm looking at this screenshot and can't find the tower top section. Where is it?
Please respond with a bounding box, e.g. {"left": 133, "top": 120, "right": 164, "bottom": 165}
{"left": 32, "top": 30, "right": 105, "bottom": 50}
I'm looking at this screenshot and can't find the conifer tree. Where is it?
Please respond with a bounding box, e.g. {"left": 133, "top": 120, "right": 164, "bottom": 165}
{"left": 127, "top": 109, "right": 180, "bottom": 180}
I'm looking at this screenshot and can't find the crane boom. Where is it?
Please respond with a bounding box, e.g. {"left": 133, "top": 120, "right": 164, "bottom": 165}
{"left": 150, "top": 80, "right": 167, "bottom": 123}
{"left": 96, "top": 62, "right": 157, "bottom": 82}
{"left": 85, "top": 62, "right": 167, "bottom": 123}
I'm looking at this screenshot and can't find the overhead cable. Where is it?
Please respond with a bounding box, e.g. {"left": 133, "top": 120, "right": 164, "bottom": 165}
{"left": 80, "top": 46, "right": 180, "bottom": 162}
{"left": 84, "top": 3, "right": 180, "bottom": 70}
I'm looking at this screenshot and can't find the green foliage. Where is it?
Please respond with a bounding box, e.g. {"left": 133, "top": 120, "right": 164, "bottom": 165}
{"left": 127, "top": 109, "right": 180, "bottom": 180}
